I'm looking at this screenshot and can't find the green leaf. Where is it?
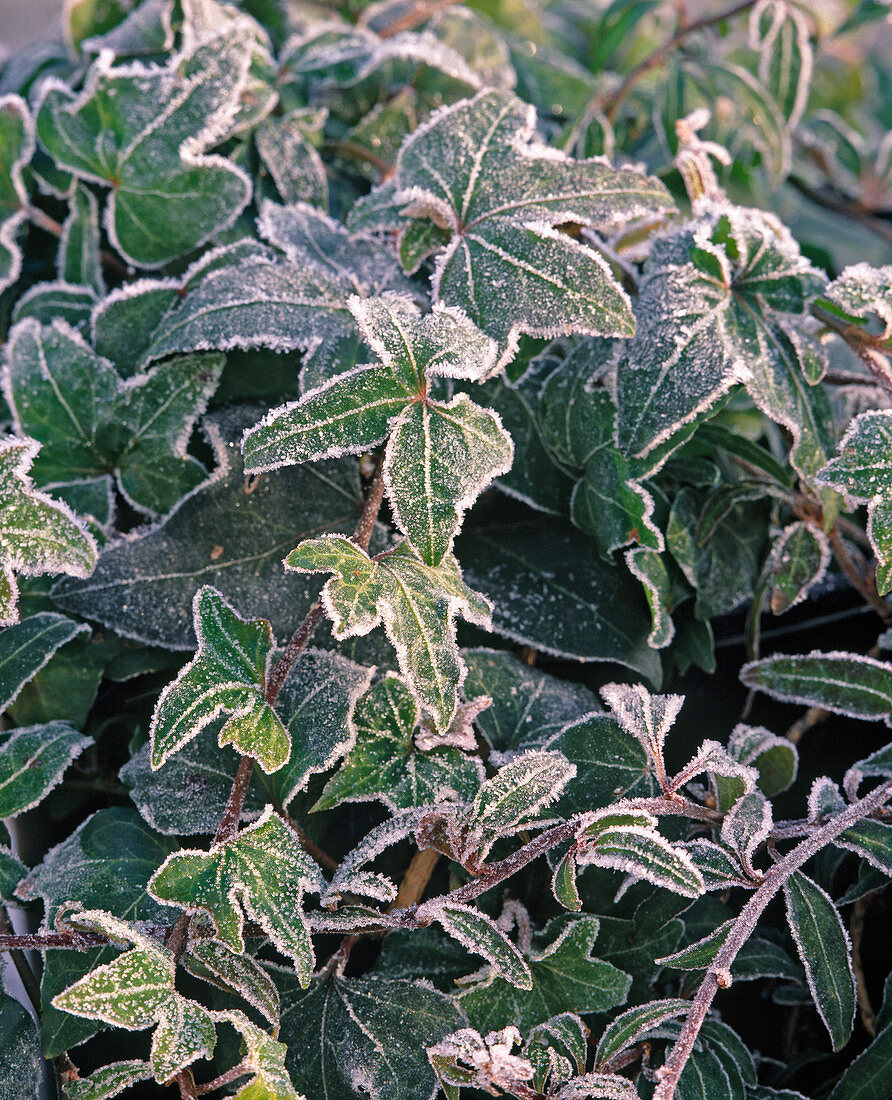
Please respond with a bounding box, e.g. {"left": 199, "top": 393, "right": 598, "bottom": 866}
{"left": 149, "top": 586, "right": 288, "bottom": 772}
{"left": 0, "top": 720, "right": 91, "bottom": 817}
{"left": 256, "top": 107, "right": 328, "bottom": 209}
{"left": 819, "top": 263, "right": 892, "bottom": 349}
{"left": 0, "top": 612, "right": 90, "bottom": 713}
{"left": 12, "top": 282, "right": 98, "bottom": 330}
{"left": 0, "top": 843, "right": 27, "bottom": 904}
{"left": 0, "top": 95, "right": 34, "bottom": 295}
{"left": 740, "top": 651, "right": 892, "bottom": 723}
{"left": 827, "top": 1020, "right": 892, "bottom": 1100}
{"left": 351, "top": 90, "right": 673, "bottom": 362}
{"left": 0, "top": 993, "right": 43, "bottom": 1100}
{"left": 4, "top": 319, "right": 221, "bottom": 516}
{"left": 65, "top": 1061, "right": 152, "bottom": 1100}
{"left": 815, "top": 411, "right": 892, "bottom": 595}
{"left": 551, "top": 1073, "right": 640, "bottom": 1099}
{"left": 458, "top": 516, "right": 660, "bottom": 681}
{"left": 275, "top": 969, "right": 464, "bottom": 1100}
{"left": 616, "top": 206, "right": 825, "bottom": 463}
{"left": 183, "top": 939, "right": 280, "bottom": 1027}
{"left": 285, "top": 536, "right": 491, "bottom": 731}
{"left": 765, "top": 521, "right": 831, "bottom": 614}
{"left": 149, "top": 806, "right": 325, "bottom": 984}
{"left": 417, "top": 900, "right": 533, "bottom": 987}
{"left": 313, "top": 674, "right": 483, "bottom": 811}
{"left": 457, "top": 916, "right": 631, "bottom": 1033}
{"left": 720, "top": 790, "right": 772, "bottom": 875}
{"left": 594, "top": 998, "right": 690, "bottom": 1065}
{"left": 550, "top": 712, "right": 651, "bottom": 817}
{"left": 214, "top": 1010, "right": 305, "bottom": 1100}
{"left": 833, "top": 819, "right": 892, "bottom": 878}
{"left": 655, "top": 920, "right": 733, "bottom": 970}
{"left": 470, "top": 749, "right": 574, "bottom": 846}
{"left": 0, "top": 436, "right": 97, "bottom": 627}
{"left": 58, "top": 183, "right": 105, "bottom": 295}
{"left": 16, "top": 807, "right": 177, "bottom": 1057}
{"left": 53, "top": 408, "right": 365, "bottom": 649}
{"left": 783, "top": 870, "right": 855, "bottom": 1051}
{"left": 727, "top": 723, "right": 798, "bottom": 799}
{"left": 35, "top": 27, "right": 254, "bottom": 266}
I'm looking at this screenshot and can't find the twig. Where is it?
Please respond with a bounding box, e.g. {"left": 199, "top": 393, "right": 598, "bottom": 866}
{"left": 811, "top": 304, "right": 892, "bottom": 399}
{"left": 0, "top": 931, "right": 106, "bottom": 951}
{"left": 785, "top": 706, "right": 828, "bottom": 746}
{"left": 599, "top": 0, "right": 759, "bottom": 122}
{"left": 175, "top": 1069, "right": 199, "bottom": 1099}
{"left": 282, "top": 810, "right": 340, "bottom": 873}
{"left": 195, "top": 1062, "right": 251, "bottom": 1095}
{"left": 213, "top": 754, "right": 256, "bottom": 845}
{"left": 828, "top": 525, "right": 892, "bottom": 624}
{"left": 653, "top": 778, "right": 892, "bottom": 1100}
{"left": 0, "top": 906, "right": 42, "bottom": 1015}
{"left": 851, "top": 896, "right": 876, "bottom": 1037}
{"left": 372, "top": 0, "right": 460, "bottom": 38}
{"left": 390, "top": 849, "right": 441, "bottom": 911}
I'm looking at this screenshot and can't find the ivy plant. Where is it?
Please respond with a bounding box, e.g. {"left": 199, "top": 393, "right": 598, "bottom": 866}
{"left": 1, "top": 2, "right": 892, "bottom": 1100}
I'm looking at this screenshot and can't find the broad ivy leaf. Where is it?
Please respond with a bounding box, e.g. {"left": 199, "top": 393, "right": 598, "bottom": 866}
{"left": 456, "top": 916, "right": 631, "bottom": 1033}
{"left": 214, "top": 1009, "right": 305, "bottom": 1099}
{"left": 783, "top": 870, "right": 855, "bottom": 1051}
{"left": 149, "top": 586, "right": 288, "bottom": 772}
{"left": 52, "top": 910, "right": 215, "bottom": 1082}
{"left": 815, "top": 411, "right": 892, "bottom": 595}
{"left": 149, "top": 806, "right": 325, "bottom": 984}
{"left": 11, "top": 282, "right": 98, "bottom": 330}
{"left": 0, "top": 436, "right": 97, "bottom": 627}
{"left": 0, "top": 612, "right": 89, "bottom": 713}
{"left": 313, "top": 674, "right": 483, "bottom": 811}
{"left": 765, "top": 521, "right": 831, "bottom": 614}
{"left": 275, "top": 969, "right": 464, "bottom": 1100}
{"left": 548, "top": 714, "right": 652, "bottom": 816}
{"left": 15, "top": 807, "right": 177, "bottom": 1057}
{"left": 0, "top": 993, "right": 43, "bottom": 1100}
{"left": 458, "top": 515, "right": 660, "bottom": 681}
{"left": 286, "top": 535, "right": 491, "bottom": 731}
{"left": 64, "top": 1060, "right": 152, "bottom": 1100}
{"left": 351, "top": 90, "right": 673, "bottom": 363}
{"left": 4, "top": 318, "right": 221, "bottom": 516}
{"left": 741, "top": 650, "right": 892, "bottom": 724}
{"left": 0, "top": 95, "right": 34, "bottom": 294}
{"left": 183, "top": 939, "right": 280, "bottom": 1027}
{"left": 616, "top": 206, "right": 826, "bottom": 469}
{"left": 0, "top": 720, "right": 90, "bottom": 817}
{"left": 58, "top": 183, "right": 105, "bottom": 295}
{"left": 53, "top": 408, "right": 365, "bottom": 649}
{"left": 35, "top": 27, "right": 254, "bottom": 266}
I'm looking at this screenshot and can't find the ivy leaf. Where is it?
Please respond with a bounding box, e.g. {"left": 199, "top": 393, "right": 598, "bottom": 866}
{"left": 243, "top": 293, "right": 509, "bottom": 566}
{"left": 58, "top": 183, "right": 105, "bottom": 296}
{"left": 149, "top": 806, "right": 325, "bottom": 985}
{"left": 275, "top": 969, "right": 464, "bottom": 1100}
{"left": 0, "top": 993, "right": 43, "bottom": 1100}
{"left": 149, "top": 586, "right": 288, "bottom": 773}
{"left": 4, "top": 319, "right": 222, "bottom": 516}
{"left": 417, "top": 900, "right": 533, "bottom": 987}
{"left": 0, "top": 612, "right": 90, "bottom": 713}
{"left": 456, "top": 916, "right": 631, "bottom": 1033}
{"left": 256, "top": 107, "right": 328, "bottom": 210}
{"left": 285, "top": 536, "right": 491, "bottom": 731}
{"left": 0, "top": 95, "right": 34, "bottom": 296}
{"left": 548, "top": 714, "right": 652, "bottom": 817}
{"left": 53, "top": 408, "right": 365, "bottom": 649}
{"left": 313, "top": 674, "right": 483, "bottom": 812}
{"left": 64, "top": 1060, "right": 152, "bottom": 1100}
{"left": 616, "top": 206, "right": 826, "bottom": 467}
{"left": 351, "top": 90, "right": 673, "bottom": 364}
{"left": 0, "top": 720, "right": 91, "bottom": 817}
{"left": 815, "top": 411, "right": 892, "bottom": 595}
{"left": 819, "top": 263, "right": 892, "bottom": 349}
{"left": 213, "top": 1010, "right": 304, "bottom": 1100}
{"left": 34, "top": 27, "right": 254, "bottom": 266}
{"left": 783, "top": 870, "right": 855, "bottom": 1051}
{"left": 183, "top": 939, "right": 280, "bottom": 1027}
{"left": 0, "top": 436, "right": 97, "bottom": 627}
{"left": 740, "top": 651, "right": 892, "bottom": 724}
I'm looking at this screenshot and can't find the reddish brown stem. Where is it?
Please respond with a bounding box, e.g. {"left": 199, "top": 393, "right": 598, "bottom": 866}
{"left": 0, "top": 931, "right": 106, "bottom": 950}
{"left": 175, "top": 1069, "right": 199, "bottom": 1099}
{"left": 828, "top": 525, "right": 892, "bottom": 624}
{"left": 195, "top": 1062, "right": 251, "bottom": 1094}
{"left": 214, "top": 754, "right": 256, "bottom": 845}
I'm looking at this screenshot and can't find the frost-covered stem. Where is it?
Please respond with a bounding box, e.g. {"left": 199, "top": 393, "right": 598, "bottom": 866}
{"left": 352, "top": 460, "right": 386, "bottom": 554}
{"left": 175, "top": 1069, "right": 199, "bottom": 1099}
{"left": 195, "top": 1062, "right": 251, "bottom": 1094}
{"left": 600, "top": 0, "right": 758, "bottom": 121}
{"left": 0, "top": 906, "right": 41, "bottom": 1014}
{"left": 214, "top": 754, "right": 255, "bottom": 845}
{"left": 165, "top": 912, "right": 192, "bottom": 963}
{"left": 828, "top": 525, "right": 892, "bottom": 624}
{"left": 283, "top": 810, "right": 339, "bottom": 872}
{"left": 653, "top": 778, "right": 892, "bottom": 1100}
{"left": 0, "top": 930, "right": 106, "bottom": 951}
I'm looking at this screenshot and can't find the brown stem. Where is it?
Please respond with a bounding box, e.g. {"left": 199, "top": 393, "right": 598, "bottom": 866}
{"left": 0, "top": 931, "right": 106, "bottom": 951}
{"left": 282, "top": 810, "right": 340, "bottom": 873}
{"left": 653, "top": 778, "right": 892, "bottom": 1100}
{"left": 373, "top": 0, "right": 460, "bottom": 38}
{"left": 828, "top": 525, "right": 892, "bottom": 624}
{"left": 175, "top": 1069, "right": 199, "bottom": 1099}
{"left": 810, "top": 304, "right": 892, "bottom": 398}
{"left": 195, "top": 1062, "right": 251, "bottom": 1095}
{"left": 599, "top": 0, "right": 758, "bottom": 122}
{"left": 214, "top": 754, "right": 256, "bottom": 846}
{"left": 785, "top": 706, "right": 829, "bottom": 746}
{"left": 0, "top": 906, "right": 42, "bottom": 1015}
{"left": 165, "top": 912, "right": 192, "bottom": 964}
{"left": 851, "top": 895, "right": 876, "bottom": 1037}
{"left": 390, "top": 849, "right": 441, "bottom": 911}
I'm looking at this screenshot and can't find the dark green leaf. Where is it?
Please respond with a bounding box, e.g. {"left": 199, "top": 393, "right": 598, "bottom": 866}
{"left": 0, "top": 612, "right": 89, "bottom": 713}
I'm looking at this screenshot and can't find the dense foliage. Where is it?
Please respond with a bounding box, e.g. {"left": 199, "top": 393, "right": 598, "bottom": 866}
{"left": 1, "top": 1, "right": 892, "bottom": 1098}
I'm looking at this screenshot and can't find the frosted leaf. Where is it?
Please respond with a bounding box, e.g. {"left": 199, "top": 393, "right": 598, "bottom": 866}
{"left": 34, "top": 27, "right": 255, "bottom": 267}
{"left": 820, "top": 263, "right": 892, "bottom": 348}
{"left": 575, "top": 813, "right": 704, "bottom": 899}
{"left": 525, "top": 1013, "right": 588, "bottom": 1079}
{"left": 0, "top": 611, "right": 90, "bottom": 713}
{"left": 274, "top": 968, "right": 464, "bottom": 1100}
{"left": 427, "top": 8, "right": 515, "bottom": 91}
{"left": 551, "top": 1074, "right": 639, "bottom": 1100}
{"left": 0, "top": 95, "right": 34, "bottom": 296}
{"left": 625, "top": 548, "right": 675, "bottom": 649}
{"left": 750, "top": 0, "right": 813, "bottom": 128}
{"left": 4, "top": 318, "right": 222, "bottom": 516}
{"left": 313, "top": 674, "right": 483, "bottom": 812}
{"left": 463, "top": 648, "right": 598, "bottom": 762}
{"left": 765, "top": 521, "right": 831, "bottom": 614}
{"left": 616, "top": 206, "right": 827, "bottom": 467}
{"left": 808, "top": 776, "right": 846, "bottom": 822}
{"left": 308, "top": 907, "right": 401, "bottom": 935}
{"left": 286, "top": 536, "right": 491, "bottom": 731}
{"left": 0, "top": 720, "right": 91, "bottom": 817}
{"left": 415, "top": 692, "right": 490, "bottom": 752}
{"left": 213, "top": 1009, "right": 305, "bottom": 1099}
{"left": 727, "top": 723, "right": 798, "bottom": 798}
{"left": 416, "top": 900, "right": 533, "bottom": 987}
{"left": 455, "top": 915, "right": 631, "bottom": 1034}
{"left": 741, "top": 649, "right": 892, "bottom": 725}
{"left": 429, "top": 1026, "right": 534, "bottom": 1095}
{"left": 183, "top": 938, "right": 280, "bottom": 1026}
{"left": 678, "top": 840, "right": 752, "bottom": 890}
{"left": 53, "top": 408, "right": 365, "bottom": 649}
{"left": 323, "top": 807, "right": 428, "bottom": 906}
{"left": 350, "top": 90, "right": 673, "bottom": 365}
{"left": 80, "top": 0, "right": 174, "bottom": 57}
{"left": 256, "top": 107, "right": 328, "bottom": 209}
{"left": 667, "top": 739, "right": 757, "bottom": 801}
{"left": 784, "top": 871, "right": 855, "bottom": 1051}
{"left": 599, "top": 683, "right": 684, "bottom": 770}
{"left": 149, "top": 805, "right": 325, "bottom": 984}
{"left": 0, "top": 435, "right": 97, "bottom": 627}
{"left": 815, "top": 411, "right": 892, "bottom": 595}
{"left": 51, "top": 909, "right": 216, "bottom": 1083}
{"left": 57, "top": 183, "right": 105, "bottom": 296}
{"left": 64, "top": 1060, "right": 153, "bottom": 1100}
{"left": 720, "top": 790, "right": 772, "bottom": 876}
{"left": 594, "top": 998, "right": 690, "bottom": 1065}
{"left": 12, "top": 281, "right": 98, "bottom": 330}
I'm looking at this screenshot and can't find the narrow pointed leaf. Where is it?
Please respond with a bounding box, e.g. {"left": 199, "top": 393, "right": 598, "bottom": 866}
{"left": 418, "top": 900, "right": 532, "bottom": 987}
{"left": 64, "top": 1061, "right": 152, "bottom": 1100}
{"left": 594, "top": 998, "right": 691, "bottom": 1065}
{"left": 741, "top": 651, "right": 892, "bottom": 723}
